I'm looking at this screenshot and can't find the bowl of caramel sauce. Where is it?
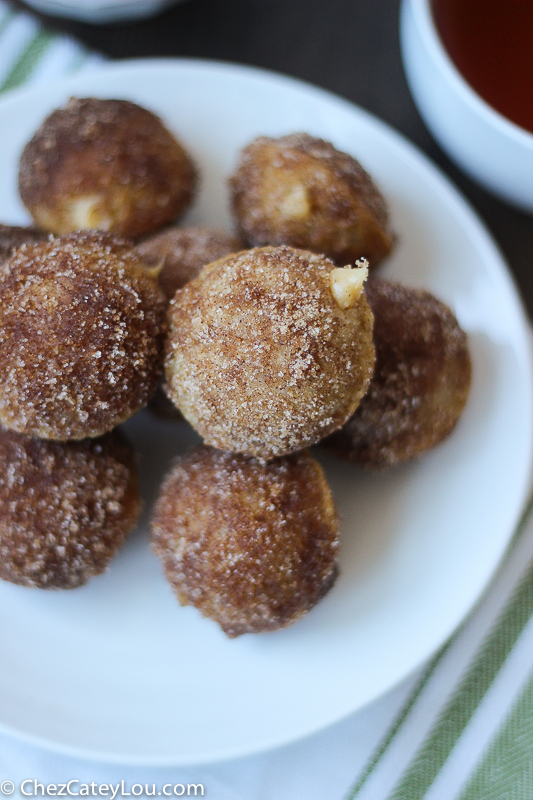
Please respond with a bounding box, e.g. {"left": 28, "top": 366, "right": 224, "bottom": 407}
{"left": 401, "top": 0, "right": 533, "bottom": 211}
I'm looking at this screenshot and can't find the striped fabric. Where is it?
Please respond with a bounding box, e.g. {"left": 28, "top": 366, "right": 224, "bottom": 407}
{"left": 347, "top": 497, "right": 533, "bottom": 800}
{"left": 0, "top": 0, "right": 102, "bottom": 91}
{"left": 0, "top": 3, "right": 533, "bottom": 797}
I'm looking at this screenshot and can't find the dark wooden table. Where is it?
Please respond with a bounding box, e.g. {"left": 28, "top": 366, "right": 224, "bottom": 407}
{"left": 17, "top": 0, "right": 533, "bottom": 316}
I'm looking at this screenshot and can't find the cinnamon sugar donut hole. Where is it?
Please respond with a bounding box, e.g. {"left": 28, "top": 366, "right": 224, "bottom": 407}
{"left": 152, "top": 446, "right": 339, "bottom": 637}
{"left": 0, "top": 231, "right": 166, "bottom": 440}
{"left": 325, "top": 278, "right": 471, "bottom": 469}
{"left": 0, "top": 223, "right": 47, "bottom": 265}
{"left": 165, "top": 245, "right": 375, "bottom": 460}
{"left": 139, "top": 226, "right": 245, "bottom": 422}
{"left": 0, "top": 427, "right": 141, "bottom": 589}
{"left": 19, "top": 98, "right": 197, "bottom": 238}
{"left": 136, "top": 226, "right": 244, "bottom": 301}
{"left": 230, "top": 133, "right": 394, "bottom": 267}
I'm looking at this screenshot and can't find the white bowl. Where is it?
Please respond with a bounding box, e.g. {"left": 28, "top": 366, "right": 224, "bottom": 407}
{"left": 400, "top": 0, "right": 533, "bottom": 211}
{"left": 23, "top": 0, "right": 182, "bottom": 23}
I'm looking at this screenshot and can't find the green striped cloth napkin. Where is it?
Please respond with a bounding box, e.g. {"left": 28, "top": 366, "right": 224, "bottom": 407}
{"left": 1, "top": 3, "right": 533, "bottom": 797}
{"left": 346, "top": 495, "right": 533, "bottom": 800}
{"left": 0, "top": 1, "right": 102, "bottom": 92}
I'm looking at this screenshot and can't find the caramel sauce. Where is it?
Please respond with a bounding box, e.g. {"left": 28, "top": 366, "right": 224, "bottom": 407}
{"left": 432, "top": 0, "right": 533, "bottom": 134}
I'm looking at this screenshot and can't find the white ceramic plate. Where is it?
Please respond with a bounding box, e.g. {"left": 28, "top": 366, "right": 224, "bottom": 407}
{"left": 23, "top": 0, "right": 181, "bottom": 24}
{"left": 0, "top": 59, "right": 531, "bottom": 766}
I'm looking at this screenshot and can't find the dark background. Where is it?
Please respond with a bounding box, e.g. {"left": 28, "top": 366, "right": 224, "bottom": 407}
{"left": 16, "top": 0, "right": 533, "bottom": 315}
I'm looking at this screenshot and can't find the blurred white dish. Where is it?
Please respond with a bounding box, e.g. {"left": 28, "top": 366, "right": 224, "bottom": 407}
{"left": 23, "top": 0, "right": 181, "bottom": 23}
{"left": 0, "top": 59, "right": 531, "bottom": 766}
{"left": 401, "top": 0, "right": 533, "bottom": 212}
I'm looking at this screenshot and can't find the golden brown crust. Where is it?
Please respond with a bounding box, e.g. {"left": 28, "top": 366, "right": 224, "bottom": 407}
{"left": 19, "top": 97, "right": 197, "bottom": 238}
{"left": 137, "top": 226, "right": 249, "bottom": 421}
{"left": 0, "top": 230, "right": 167, "bottom": 440}
{"left": 0, "top": 224, "right": 48, "bottom": 265}
{"left": 151, "top": 446, "right": 339, "bottom": 637}
{"left": 0, "top": 427, "right": 141, "bottom": 589}
{"left": 136, "top": 226, "right": 245, "bottom": 301}
{"left": 165, "top": 245, "right": 375, "bottom": 460}
{"left": 230, "top": 133, "right": 395, "bottom": 267}
{"left": 325, "top": 278, "right": 471, "bottom": 468}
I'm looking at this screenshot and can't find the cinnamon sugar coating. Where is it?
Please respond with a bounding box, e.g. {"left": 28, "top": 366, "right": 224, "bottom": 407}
{"left": 165, "top": 245, "right": 375, "bottom": 460}
{"left": 136, "top": 226, "right": 244, "bottom": 301}
{"left": 0, "top": 231, "right": 167, "bottom": 440}
{"left": 325, "top": 279, "right": 471, "bottom": 469}
{"left": 0, "top": 427, "right": 141, "bottom": 589}
{"left": 140, "top": 226, "right": 245, "bottom": 421}
{"left": 152, "top": 446, "right": 339, "bottom": 637}
{"left": 230, "top": 133, "right": 395, "bottom": 267}
{"left": 0, "top": 223, "right": 47, "bottom": 265}
{"left": 19, "top": 98, "right": 197, "bottom": 238}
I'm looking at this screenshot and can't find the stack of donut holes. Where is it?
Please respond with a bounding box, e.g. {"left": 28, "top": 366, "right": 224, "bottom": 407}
{"left": 0, "top": 97, "right": 471, "bottom": 638}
